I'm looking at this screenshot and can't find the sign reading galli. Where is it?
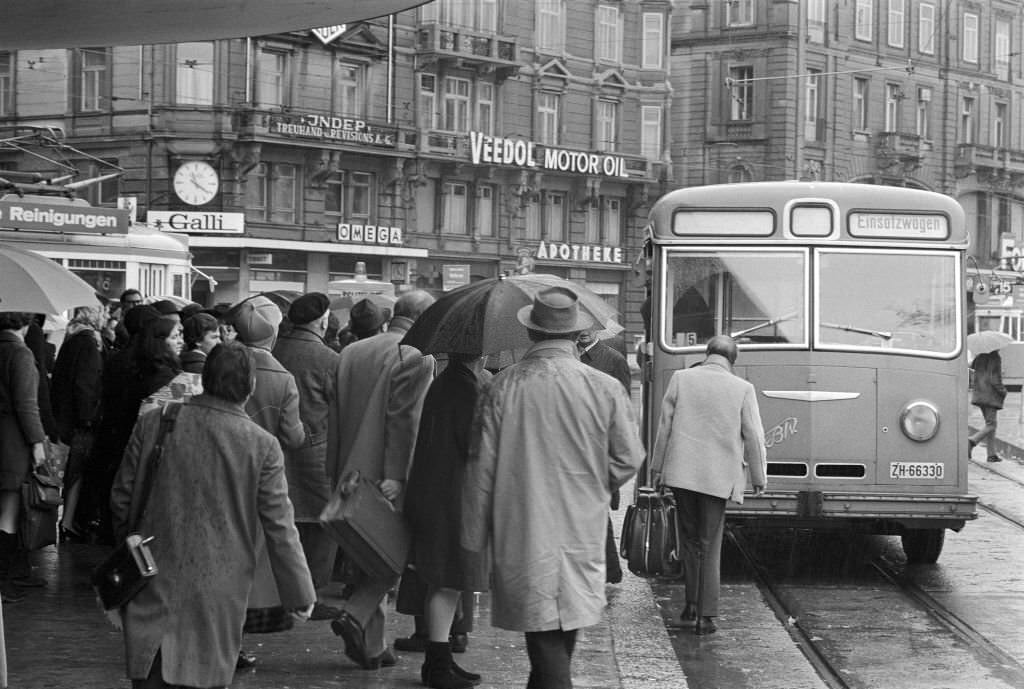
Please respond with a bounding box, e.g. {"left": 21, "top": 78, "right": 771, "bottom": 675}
{"left": 269, "top": 113, "right": 397, "bottom": 147}
{"left": 0, "top": 195, "right": 129, "bottom": 234}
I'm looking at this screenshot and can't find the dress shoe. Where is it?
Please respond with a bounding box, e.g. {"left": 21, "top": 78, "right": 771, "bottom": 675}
{"left": 606, "top": 568, "right": 623, "bottom": 584}
{"left": 236, "top": 649, "right": 257, "bottom": 669}
{"left": 988, "top": 454, "right": 1004, "bottom": 463}
{"left": 680, "top": 602, "right": 697, "bottom": 622}
{"left": 449, "top": 632, "right": 469, "bottom": 653}
{"left": 364, "top": 648, "right": 397, "bottom": 669}
{"left": 694, "top": 616, "right": 717, "bottom": 635}
{"left": 309, "top": 601, "right": 341, "bottom": 621}
{"left": 0, "top": 582, "right": 24, "bottom": 604}
{"left": 331, "top": 612, "right": 370, "bottom": 669}
{"left": 394, "top": 631, "right": 429, "bottom": 652}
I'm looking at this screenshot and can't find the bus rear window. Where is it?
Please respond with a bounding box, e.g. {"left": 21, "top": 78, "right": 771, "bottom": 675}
{"left": 672, "top": 210, "right": 775, "bottom": 236}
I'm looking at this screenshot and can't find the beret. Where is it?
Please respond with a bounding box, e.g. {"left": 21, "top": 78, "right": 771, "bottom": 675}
{"left": 288, "top": 292, "right": 331, "bottom": 325}
{"left": 124, "top": 305, "right": 161, "bottom": 336}
{"left": 152, "top": 299, "right": 181, "bottom": 316}
{"left": 349, "top": 298, "right": 387, "bottom": 335}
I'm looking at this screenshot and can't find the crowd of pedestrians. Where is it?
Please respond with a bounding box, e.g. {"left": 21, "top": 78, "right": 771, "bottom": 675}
{"left": 0, "top": 282, "right": 771, "bottom": 689}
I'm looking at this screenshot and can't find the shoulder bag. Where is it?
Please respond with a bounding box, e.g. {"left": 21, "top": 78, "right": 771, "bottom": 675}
{"left": 620, "top": 486, "right": 683, "bottom": 578}
{"left": 91, "top": 403, "right": 181, "bottom": 610}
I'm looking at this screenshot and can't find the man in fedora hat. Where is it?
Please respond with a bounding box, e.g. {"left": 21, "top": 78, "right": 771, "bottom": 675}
{"left": 461, "top": 286, "right": 644, "bottom": 689}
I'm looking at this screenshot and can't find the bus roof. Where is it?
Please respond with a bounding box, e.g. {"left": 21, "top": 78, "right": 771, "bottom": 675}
{"left": 648, "top": 181, "right": 968, "bottom": 247}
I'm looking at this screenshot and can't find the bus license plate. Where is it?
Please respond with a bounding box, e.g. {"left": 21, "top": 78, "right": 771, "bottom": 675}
{"left": 890, "top": 462, "right": 944, "bottom": 479}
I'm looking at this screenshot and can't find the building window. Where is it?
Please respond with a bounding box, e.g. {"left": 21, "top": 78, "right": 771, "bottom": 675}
{"left": 537, "top": 0, "right": 565, "bottom": 53}
{"left": 960, "top": 96, "right": 975, "bottom": 144}
{"left": 855, "top": 0, "right": 873, "bottom": 42}
{"left": 333, "top": 61, "right": 365, "bottom": 116}
{"left": 962, "top": 12, "right": 978, "bottom": 64}
{"left": 475, "top": 184, "right": 494, "bottom": 236}
{"left": 728, "top": 66, "right": 753, "bottom": 121}
{"left": 602, "top": 197, "right": 621, "bottom": 246}
{"left": 805, "top": 70, "right": 821, "bottom": 141}
{"left": 993, "top": 102, "right": 1007, "bottom": 148}
{"left": 176, "top": 42, "right": 213, "bottom": 106}
{"left": 442, "top": 182, "right": 469, "bottom": 234}
{"left": 887, "top": 0, "right": 904, "bottom": 48}
{"left": 596, "top": 5, "right": 622, "bottom": 63}
{"left": 916, "top": 87, "right": 931, "bottom": 140}
{"left": 918, "top": 3, "right": 935, "bottom": 54}
{"left": 419, "top": 73, "right": 436, "bottom": 129}
{"left": 995, "top": 20, "right": 1011, "bottom": 81}
{"left": 325, "top": 171, "right": 374, "bottom": 223}
{"left": 422, "top": 0, "right": 497, "bottom": 31}
{"left": 641, "top": 13, "right": 664, "bottom": 69}
{"left": 726, "top": 0, "right": 754, "bottom": 26}
{"left": 853, "top": 77, "right": 869, "bottom": 131}
{"left": 807, "top": 0, "right": 826, "bottom": 42}
{"left": 0, "top": 52, "right": 12, "bottom": 117}
{"left": 585, "top": 205, "right": 600, "bottom": 243}
{"left": 77, "top": 48, "right": 110, "bottom": 112}
{"left": 246, "top": 162, "right": 299, "bottom": 224}
{"left": 545, "top": 192, "right": 566, "bottom": 241}
{"left": 538, "top": 92, "right": 560, "bottom": 145}
{"left": 641, "top": 105, "right": 662, "bottom": 160}
{"left": 596, "top": 99, "right": 617, "bottom": 152}
{"left": 476, "top": 82, "right": 494, "bottom": 135}
{"left": 255, "top": 47, "right": 289, "bottom": 107}
{"left": 442, "top": 76, "right": 471, "bottom": 132}
{"left": 74, "top": 160, "right": 119, "bottom": 206}
{"left": 525, "top": 194, "right": 541, "bottom": 240}
{"left": 884, "top": 84, "right": 901, "bottom": 131}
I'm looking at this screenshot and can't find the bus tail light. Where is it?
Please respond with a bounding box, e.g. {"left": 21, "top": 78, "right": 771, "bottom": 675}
{"left": 899, "top": 401, "right": 940, "bottom": 442}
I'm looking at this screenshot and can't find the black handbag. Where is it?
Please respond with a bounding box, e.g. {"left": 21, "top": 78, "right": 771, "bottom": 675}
{"left": 91, "top": 403, "right": 181, "bottom": 610}
{"left": 620, "top": 487, "right": 683, "bottom": 578}
{"left": 20, "top": 466, "right": 61, "bottom": 550}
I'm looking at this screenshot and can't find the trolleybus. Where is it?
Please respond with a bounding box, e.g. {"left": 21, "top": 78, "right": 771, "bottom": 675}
{"left": 641, "top": 181, "right": 977, "bottom": 563}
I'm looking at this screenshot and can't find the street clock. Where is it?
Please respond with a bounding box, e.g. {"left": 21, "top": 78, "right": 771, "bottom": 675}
{"left": 172, "top": 160, "right": 219, "bottom": 206}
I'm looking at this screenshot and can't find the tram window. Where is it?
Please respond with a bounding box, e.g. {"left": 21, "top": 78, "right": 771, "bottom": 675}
{"left": 817, "top": 250, "right": 957, "bottom": 355}
{"left": 663, "top": 250, "right": 806, "bottom": 348}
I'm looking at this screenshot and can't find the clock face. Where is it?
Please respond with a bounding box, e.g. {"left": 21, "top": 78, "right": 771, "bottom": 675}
{"left": 173, "top": 161, "right": 219, "bottom": 206}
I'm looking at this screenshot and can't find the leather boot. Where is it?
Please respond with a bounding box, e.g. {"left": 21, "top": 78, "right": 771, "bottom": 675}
{"left": 0, "top": 532, "right": 25, "bottom": 603}
{"left": 422, "top": 641, "right": 474, "bottom": 689}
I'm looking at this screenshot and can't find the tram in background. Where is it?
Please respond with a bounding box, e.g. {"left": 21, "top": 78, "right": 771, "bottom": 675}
{"left": 640, "top": 181, "right": 977, "bottom": 563}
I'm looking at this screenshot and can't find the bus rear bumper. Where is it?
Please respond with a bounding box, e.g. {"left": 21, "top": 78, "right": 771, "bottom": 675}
{"left": 726, "top": 491, "right": 978, "bottom": 532}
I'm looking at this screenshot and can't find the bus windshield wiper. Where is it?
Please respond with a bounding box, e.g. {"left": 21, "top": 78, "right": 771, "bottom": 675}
{"left": 731, "top": 311, "right": 798, "bottom": 338}
{"left": 820, "top": 322, "right": 893, "bottom": 341}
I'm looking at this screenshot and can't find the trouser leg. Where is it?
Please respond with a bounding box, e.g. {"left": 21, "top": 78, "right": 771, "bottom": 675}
{"left": 605, "top": 514, "right": 622, "bottom": 582}
{"left": 296, "top": 522, "right": 337, "bottom": 591}
{"left": 339, "top": 569, "right": 396, "bottom": 658}
{"left": 673, "top": 488, "right": 725, "bottom": 617}
{"left": 525, "top": 628, "right": 577, "bottom": 689}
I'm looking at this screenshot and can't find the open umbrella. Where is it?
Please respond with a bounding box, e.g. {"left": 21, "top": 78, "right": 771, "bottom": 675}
{"left": 401, "top": 273, "right": 622, "bottom": 356}
{"left": 967, "top": 330, "right": 1015, "bottom": 358}
{"left": 0, "top": 244, "right": 98, "bottom": 314}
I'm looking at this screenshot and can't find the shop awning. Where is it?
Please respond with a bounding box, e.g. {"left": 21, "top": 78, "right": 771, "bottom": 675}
{"left": 187, "top": 235, "right": 428, "bottom": 258}
{"left": 1, "top": 1, "right": 428, "bottom": 49}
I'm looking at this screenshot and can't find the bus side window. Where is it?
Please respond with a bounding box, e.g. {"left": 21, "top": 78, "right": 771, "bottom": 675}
{"left": 673, "top": 286, "right": 714, "bottom": 345}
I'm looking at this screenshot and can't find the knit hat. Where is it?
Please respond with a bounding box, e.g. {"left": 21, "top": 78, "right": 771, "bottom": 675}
{"left": 288, "top": 292, "right": 331, "bottom": 326}
{"left": 228, "top": 295, "right": 282, "bottom": 348}
{"left": 349, "top": 298, "right": 387, "bottom": 336}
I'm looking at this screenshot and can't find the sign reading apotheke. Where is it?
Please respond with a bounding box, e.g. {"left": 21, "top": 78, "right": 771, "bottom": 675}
{"left": 148, "top": 211, "right": 245, "bottom": 234}
{"left": 269, "top": 113, "right": 397, "bottom": 147}
{"left": 536, "top": 240, "right": 623, "bottom": 264}
{"left": 469, "top": 132, "right": 629, "bottom": 178}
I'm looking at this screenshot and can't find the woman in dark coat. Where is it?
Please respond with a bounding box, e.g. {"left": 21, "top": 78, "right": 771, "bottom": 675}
{"left": 404, "top": 353, "right": 490, "bottom": 689}
{"left": 0, "top": 312, "right": 46, "bottom": 603}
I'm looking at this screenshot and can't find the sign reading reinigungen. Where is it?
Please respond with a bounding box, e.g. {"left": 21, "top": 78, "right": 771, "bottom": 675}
{"left": 0, "top": 197, "right": 129, "bottom": 234}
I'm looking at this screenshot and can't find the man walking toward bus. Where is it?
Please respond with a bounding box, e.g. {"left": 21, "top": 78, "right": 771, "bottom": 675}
{"left": 969, "top": 350, "right": 1007, "bottom": 463}
{"left": 649, "top": 335, "right": 767, "bottom": 635}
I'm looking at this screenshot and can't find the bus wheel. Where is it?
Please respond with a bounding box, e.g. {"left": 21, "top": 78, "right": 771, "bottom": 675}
{"left": 901, "top": 528, "right": 945, "bottom": 564}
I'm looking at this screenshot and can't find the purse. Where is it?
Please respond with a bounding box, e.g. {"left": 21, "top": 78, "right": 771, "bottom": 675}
{"left": 19, "top": 466, "right": 61, "bottom": 551}
{"left": 91, "top": 403, "right": 181, "bottom": 610}
{"left": 620, "top": 487, "right": 683, "bottom": 578}
{"left": 319, "top": 470, "right": 410, "bottom": 581}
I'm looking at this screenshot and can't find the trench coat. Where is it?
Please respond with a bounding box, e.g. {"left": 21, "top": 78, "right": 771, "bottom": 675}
{"left": 325, "top": 320, "right": 434, "bottom": 490}
{"left": 971, "top": 351, "right": 1007, "bottom": 409}
{"left": 272, "top": 327, "right": 339, "bottom": 521}
{"left": 461, "top": 340, "right": 644, "bottom": 632}
{"left": 110, "top": 395, "right": 314, "bottom": 688}
{"left": 405, "top": 360, "right": 490, "bottom": 590}
{"left": 649, "top": 358, "right": 768, "bottom": 503}
{"left": 0, "top": 331, "right": 45, "bottom": 489}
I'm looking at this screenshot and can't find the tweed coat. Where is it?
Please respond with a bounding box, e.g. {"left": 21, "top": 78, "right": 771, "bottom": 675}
{"left": 325, "top": 321, "right": 434, "bottom": 490}
{"left": 649, "top": 357, "right": 768, "bottom": 503}
{"left": 111, "top": 395, "right": 314, "bottom": 687}
{"left": 461, "top": 340, "right": 644, "bottom": 632}
{"left": 272, "top": 326, "right": 339, "bottom": 521}
{"left": 0, "top": 331, "right": 45, "bottom": 489}
{"left": 579, "top": 340, "right": 631, "bottom": 392}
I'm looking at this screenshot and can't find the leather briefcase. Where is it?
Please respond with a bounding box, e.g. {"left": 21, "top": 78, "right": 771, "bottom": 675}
{"left": 620, "top": 487, "right": 683, "bottom": 578}
{"left": 319, "top": 470, "right": 410, "bottom": 581}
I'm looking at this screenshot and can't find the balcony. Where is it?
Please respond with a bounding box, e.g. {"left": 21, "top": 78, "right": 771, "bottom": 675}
{"left": 874, "top": 131, "right": 926, "bottom": 173}
{"left": 955, "top": 143, "right": 1024, "bottom": 190}
{"left": 417, "top": 22, "right": 519, "bottom": 81}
